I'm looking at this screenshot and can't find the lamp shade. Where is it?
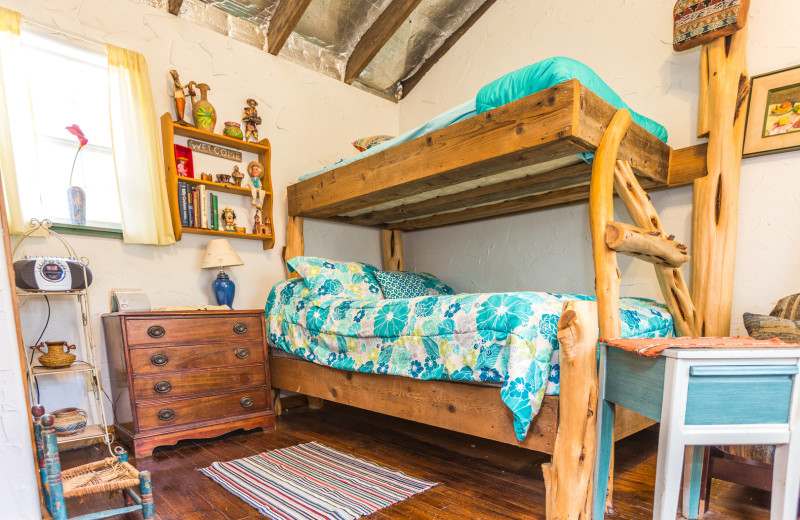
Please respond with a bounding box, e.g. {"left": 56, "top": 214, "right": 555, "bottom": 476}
{"left": 201, "top": 239, "right": 244, "bottom": 269}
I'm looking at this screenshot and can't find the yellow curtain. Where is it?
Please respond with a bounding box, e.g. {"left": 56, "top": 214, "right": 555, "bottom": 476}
{"left": 106, "top": 44, "right": 175, "bottom": 245}
{"left": 0, "top": 8, "right": 37, "bottom": 234}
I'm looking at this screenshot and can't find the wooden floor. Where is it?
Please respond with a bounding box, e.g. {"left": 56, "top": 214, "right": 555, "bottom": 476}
{"left": 58, "top": 402, "right": 773, "bottom": 520}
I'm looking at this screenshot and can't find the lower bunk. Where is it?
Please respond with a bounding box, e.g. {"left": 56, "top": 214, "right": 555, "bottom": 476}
{"left": 269, "top": 352, "right": 654, "bottom": 455}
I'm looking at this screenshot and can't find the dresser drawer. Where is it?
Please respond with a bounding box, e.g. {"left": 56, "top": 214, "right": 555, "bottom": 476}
{"left": 136, "top": 387, "right": 269, "bottom": 431}
{"left": 128, "top": 342, "right": 265, "bottom": 376}
{"left": 125, "top": 314, "right": 263, "bottom": 346}
{"left": 132, "top": 364, "right": 267, "bottom": 402}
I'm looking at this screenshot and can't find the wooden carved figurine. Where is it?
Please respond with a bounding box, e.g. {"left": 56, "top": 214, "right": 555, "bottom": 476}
{"left": 232, "top": 165, "right": 244, "bottom": 187}
{"left": 170, "top": 70, "right": 195, "bottom": 125}
{"left": 221, "top": 206, "right": 236, "bottom": 231}
{"left": 242, "top": 98, "right": 262, "bottom": 142}
{"left": 253, "top": 211, "right": 270, "bottom": 236}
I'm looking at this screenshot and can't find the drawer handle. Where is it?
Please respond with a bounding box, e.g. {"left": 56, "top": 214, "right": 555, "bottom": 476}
{"left": 150, "top": 354, "right": 169, "bottom": 366}
{"left": 233, "top": 322, "right": 248, "bottom": 334}
{"left": 235, "top": 347, "right": 250, "bottom": 359}
{"left": 147, "top": 325, "right": 166, "bottom": 338}
{"left": 240, "top": 396, "right": 254, "bottom": 408}
{"left": 157, "top": 408, "right": 175, "bottom": 421}
{"left": 153, "top": 381, "right": 172, "bottom": 394}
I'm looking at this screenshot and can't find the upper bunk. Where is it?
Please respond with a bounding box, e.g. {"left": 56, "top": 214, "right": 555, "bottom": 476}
{"left": 287, "top": 78, "right": 707, "bottom": 232}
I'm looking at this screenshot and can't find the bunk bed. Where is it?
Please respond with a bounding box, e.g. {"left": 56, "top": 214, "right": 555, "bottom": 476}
{"left": 270, "top": 57, "right": 718, "bottom": 517}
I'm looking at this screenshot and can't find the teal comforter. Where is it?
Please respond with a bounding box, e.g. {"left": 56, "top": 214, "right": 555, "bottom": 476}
{"left": 265, "top": 279, "right": 673, "bottom": 441}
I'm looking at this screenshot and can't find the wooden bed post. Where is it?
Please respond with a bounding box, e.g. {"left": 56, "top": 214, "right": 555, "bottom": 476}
{"left": 381, "top": 229, "right": 404, "bottom": 271}
{"left": 691, "top": 27, "right": 748, "bottom": 336}
{"left": 284, "top": 215, "right": 304, "bottom": 278}
{"left": 542, "top": 300, "right": 599, "bottom": 520}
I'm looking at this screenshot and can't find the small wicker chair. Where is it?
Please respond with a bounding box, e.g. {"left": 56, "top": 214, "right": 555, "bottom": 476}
{"left": 32, "top": 405, "right": 154, "bottom": 520}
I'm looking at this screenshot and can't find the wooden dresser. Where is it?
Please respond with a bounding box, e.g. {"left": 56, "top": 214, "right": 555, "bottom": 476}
{"left": 101, "top": 310, "right": 274, "bottom": 457}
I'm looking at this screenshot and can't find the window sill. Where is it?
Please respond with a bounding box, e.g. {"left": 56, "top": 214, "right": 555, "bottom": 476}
{"left": 50, "top": 223, "right": 123, "bottom": 239}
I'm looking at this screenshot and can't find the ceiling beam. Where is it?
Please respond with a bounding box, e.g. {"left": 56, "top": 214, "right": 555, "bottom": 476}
{"left": 344, "top": 0, "right": 423, "bottom": 85}
{"left": 267, "top": 0, "right": 313, "bottom": 55}
{"left": 401, "top": 0, "right": 498, "bottom": 99}
{"left": 168, "top": 0, "right": 183, "bottom": 16}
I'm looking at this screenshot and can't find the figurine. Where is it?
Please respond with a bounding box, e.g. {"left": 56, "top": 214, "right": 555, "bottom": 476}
{"left": 221, "top": 206, "right": 237, "bottom": 231}
{"left": 253, "top": 211, "right": 270, "bottom": 236}
{"left": 176, "top": 157, "right": 189, "bottom": 177}
{"left": 242, "top": 98, "right": 262, "bottom": 142}
{"left": 246, "top": 161, "right": 267, "bottom": 208}
{"left": 232, "top": 165, "right": 244, "bottom": 187}
{"left": 169, "top": 70, "right": 195, "bottom": 125}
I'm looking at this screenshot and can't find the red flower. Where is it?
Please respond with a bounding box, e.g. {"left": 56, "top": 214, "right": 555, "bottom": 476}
{"left": 66, "top": 124, "right": 88, "bottom": 148}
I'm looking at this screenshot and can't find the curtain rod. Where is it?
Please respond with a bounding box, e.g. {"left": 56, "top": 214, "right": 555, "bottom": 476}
{"left": 22, "top": 19, "right": 105, "bottom": 49}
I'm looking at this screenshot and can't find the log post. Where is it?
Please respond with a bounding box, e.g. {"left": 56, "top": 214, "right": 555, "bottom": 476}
{"left": 381, "top": 229, "right": 405, "bottom": 271}
{"left": 283, "top": 215, "right": 304, "bottom": 278}
{"left": 691, "top": 27, "right": 748, "bottom": 337}
{"left": 605, "top": 221, "right": 690, "bottom": 268}
{"left": 542, "top": 300, "right": 599, "bottom": 520}
{"left": 614, "top": 160, "right": 698, "bottom": 337}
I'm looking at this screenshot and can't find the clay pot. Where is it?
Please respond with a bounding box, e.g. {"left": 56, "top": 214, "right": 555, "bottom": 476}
{"left": 223, "top": 121, "right": 243, "bottom": 140}
{"left": 51, "top": 408, "right": 87, "bottom": 437}
{"left": 31, "top": 341, "right": 76, "bottom": 369}
{"left": 215, "top": 174, "right": 232, "bottom": 184}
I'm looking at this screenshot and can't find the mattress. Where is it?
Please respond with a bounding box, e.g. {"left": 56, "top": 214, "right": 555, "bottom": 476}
{"left": 265, "top": 278, "right": 673, "bottom": 441}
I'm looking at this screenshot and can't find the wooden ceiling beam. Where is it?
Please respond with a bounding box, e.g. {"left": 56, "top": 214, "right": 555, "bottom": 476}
{"left": 267, "top": 0, "right": 313, "bottom": 55}
{"left": 344, "top": 0, "right": 423, "bottom": 85}
{"left": 168, "top": 0, "right": 183, "bottom": 16}
{"left": 401, "top": 0, "right": 498, "bottom": 99}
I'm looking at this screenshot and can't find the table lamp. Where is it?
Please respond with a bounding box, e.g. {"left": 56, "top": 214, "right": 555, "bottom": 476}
{"left": 201, "top": 239, "right": 244, "bottom": 308}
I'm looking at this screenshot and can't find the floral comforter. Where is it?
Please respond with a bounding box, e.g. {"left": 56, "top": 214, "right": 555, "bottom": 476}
{"left": 265, "top": 279, "right": 673, "bottom": 440}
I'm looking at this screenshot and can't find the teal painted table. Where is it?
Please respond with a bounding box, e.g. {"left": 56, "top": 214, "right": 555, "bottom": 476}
{"left": 593, "top": 343, "right": 800, "bottom": 520}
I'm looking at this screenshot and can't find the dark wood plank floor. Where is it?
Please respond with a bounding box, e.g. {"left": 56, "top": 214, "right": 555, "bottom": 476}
{"left": 59, "top": 403, "right": 772, "bottom": 519}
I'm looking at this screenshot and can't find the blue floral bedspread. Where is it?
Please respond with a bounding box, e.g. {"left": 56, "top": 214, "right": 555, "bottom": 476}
{"left": 265, "top": 279, "right": 673, "bottom": 441}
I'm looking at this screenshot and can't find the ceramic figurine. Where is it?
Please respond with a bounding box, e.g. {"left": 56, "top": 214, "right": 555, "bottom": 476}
{"left": 242, "top": 98, "right": 262, "bottom": 142}
{"left": 170, "top": 70, "right": 194, "bottom": 125}
{"left": 223, "top": 121, "right": 243, "bottom": 140}
{"left": 190, "top": 82, "right": 216, "bottom": 132}
{"left": 221, "top": 206, "right": 237, "bottom": 231}
{"left": 253, "top": 211, "right": 270, "bottom": 236}
{"left": 246, "top": 161, "right": 267, "bottom": 208}
{"left": 176, "top": 157, "right": 189, "bottom": 177}
{"left": 232, "top": 165, "right": 244, "bottom": 187}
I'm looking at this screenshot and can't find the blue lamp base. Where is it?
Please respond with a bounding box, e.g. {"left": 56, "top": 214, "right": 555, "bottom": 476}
{"left": 212, "top": 269, "right": 235, "bottom": 309}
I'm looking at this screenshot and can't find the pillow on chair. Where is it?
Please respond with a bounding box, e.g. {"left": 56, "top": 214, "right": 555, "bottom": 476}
{"left": 743, "top": 312, "right": 800, "bottom": 342}
{"left": 770, "top": 294, "right": 800, "bottom": 321}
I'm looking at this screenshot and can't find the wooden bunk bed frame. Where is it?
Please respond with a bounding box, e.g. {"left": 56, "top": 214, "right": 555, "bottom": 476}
{"left": 274, "top": 66, "right": 745, "bottom": 516}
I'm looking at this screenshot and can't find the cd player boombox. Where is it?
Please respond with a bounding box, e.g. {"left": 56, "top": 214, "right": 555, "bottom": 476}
{"left": 13, "top": 257, "right": 93, "bottom": 291}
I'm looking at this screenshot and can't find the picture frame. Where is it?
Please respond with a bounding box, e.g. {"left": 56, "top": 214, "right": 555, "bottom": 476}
{"left": 742, "top": 64, "right": 800, "bottom": 158}
{"left": 174, "top": 144, "right": 194, "bottom": 178}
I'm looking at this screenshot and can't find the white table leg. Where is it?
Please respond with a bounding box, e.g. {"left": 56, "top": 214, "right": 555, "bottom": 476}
{"left": 772, "top": 441, "right": 800, "bottom": 519}
{"left": 654, "top": 359, "right": 690, "bottom": 520}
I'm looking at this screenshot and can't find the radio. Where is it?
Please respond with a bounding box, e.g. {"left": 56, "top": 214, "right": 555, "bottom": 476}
{"left": 13, "top": 257, "right": 93, "bottom": 291}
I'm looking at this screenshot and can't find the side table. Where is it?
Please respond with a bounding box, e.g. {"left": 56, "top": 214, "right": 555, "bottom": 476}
{"left": 593, "top": 339, "right": 800, "bottom": 520}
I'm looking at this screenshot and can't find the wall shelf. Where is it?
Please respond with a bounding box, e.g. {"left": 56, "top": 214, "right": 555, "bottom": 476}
{"left": 161, "top": 113, "right": 274, "bottom": 249}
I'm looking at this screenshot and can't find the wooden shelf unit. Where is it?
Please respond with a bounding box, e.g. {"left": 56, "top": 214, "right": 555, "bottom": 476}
{"left": 160, "top": 113, "right": 274, "bottom": 249}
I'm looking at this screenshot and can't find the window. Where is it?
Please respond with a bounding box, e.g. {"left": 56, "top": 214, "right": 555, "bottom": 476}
{"left": 16, "top": 26, "right": 121, "bottom": 231}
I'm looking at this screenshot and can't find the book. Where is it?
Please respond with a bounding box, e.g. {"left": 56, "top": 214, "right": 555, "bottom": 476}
{"left": 211, "top": 194, "right": 219, "bottom": 230}
{"left": 198, "top": 185, "right": 207, "bottom": 229}
{"left": 187, "top": 188, "right": 195, "bottom": 227}
{"left": 177, "top": 182, "right": 189, "bottom": 227}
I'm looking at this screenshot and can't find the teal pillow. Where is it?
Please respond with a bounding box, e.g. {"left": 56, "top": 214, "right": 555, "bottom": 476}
{"left": 374, "top": 271, "right": 456, "bottom": 299}
{"left": 286, "top": 256, "right": 382, "bottom": 301}
{"left": 475, "top": 57, "right": 668, "bottom": 143}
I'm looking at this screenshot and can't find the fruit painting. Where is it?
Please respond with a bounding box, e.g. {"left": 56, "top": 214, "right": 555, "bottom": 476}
{"left": 762, "top": 83, "right": 800, "bottom": 137}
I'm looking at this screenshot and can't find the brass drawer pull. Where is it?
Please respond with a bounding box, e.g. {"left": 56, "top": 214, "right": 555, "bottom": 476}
{"left": 153, "top": 381, "right": 172, "bottom": 394}
{"left": 147, "top": 325, "right": 166, "bottom": 338}
{"left": 157, "top": 408, "right": 175, "bottom": 421}
{"left": 233, "top": 322, "right": 248, "bottom": 334}
{"left": 240, "top": 396, "right": 254, "bottom": 408}
{"left": 235, "top": 347, "right": 250, "bottom": 359}
{"left": 150, "top": 354, "right": 169, "bottom": 366}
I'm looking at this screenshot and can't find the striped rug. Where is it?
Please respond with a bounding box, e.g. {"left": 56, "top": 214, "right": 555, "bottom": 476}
{"left": 201, "top": 442, "right": 437, "bottom": 520}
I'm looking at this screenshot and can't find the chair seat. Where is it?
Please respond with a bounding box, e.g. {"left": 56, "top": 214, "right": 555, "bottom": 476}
{"left": 62, "top": 458, "right": 141, "bottom": 499}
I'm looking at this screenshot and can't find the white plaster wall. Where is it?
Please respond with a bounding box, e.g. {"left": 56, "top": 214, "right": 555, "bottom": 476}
{"left": 0, "top": 0, "right": 398, "bottom": 494}
{"left": 399, "top": 0, "right": 800, "bottom": 335}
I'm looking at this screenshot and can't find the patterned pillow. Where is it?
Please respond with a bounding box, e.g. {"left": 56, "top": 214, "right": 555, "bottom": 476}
{"left": 352, "top": 135, "right": 393, "bottom": 152}
{"left": 771, "top": 294, "right": 800, "bottom": 321}
{"left": 286, "top": 256, "right": 382, "bottom": 301}
{"left": 743, "top": 312, "right": 800, "bottom": 343}
{"left": 374, "top": 271, "right": 456, "bottom": 299}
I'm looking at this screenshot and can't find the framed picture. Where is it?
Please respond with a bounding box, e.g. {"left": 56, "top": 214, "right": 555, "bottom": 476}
{"left": 174, "top": 144, "right": 194, "bottom": 178}
{"left": 743, "top": 64, "right": 800, "bottom": 158}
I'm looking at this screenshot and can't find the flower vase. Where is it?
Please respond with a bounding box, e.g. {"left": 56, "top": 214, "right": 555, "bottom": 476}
{"left": 191, "top": 83, "right": 216, "bottom": 133}
{"left": 67, "top": 186, "right": 86, "bottom": 226}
